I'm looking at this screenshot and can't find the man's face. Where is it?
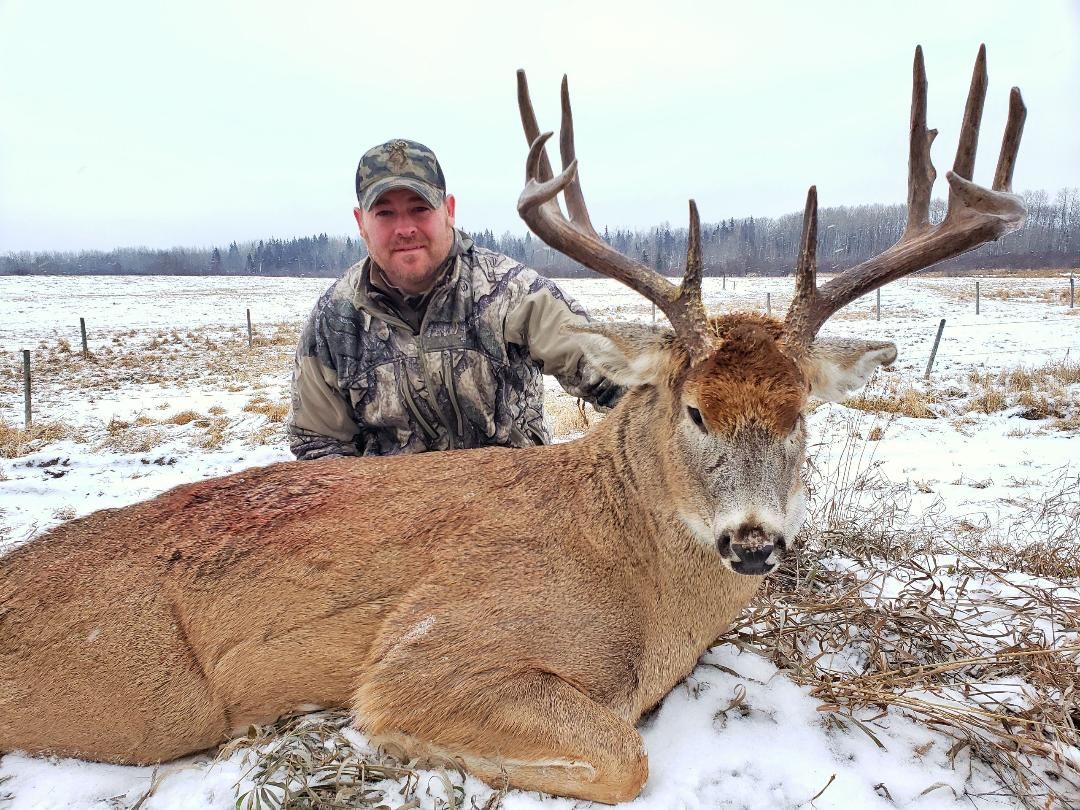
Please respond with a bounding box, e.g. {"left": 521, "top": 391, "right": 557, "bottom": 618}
{"left": 355, "top": 188, "right": 457, "bottom": 295}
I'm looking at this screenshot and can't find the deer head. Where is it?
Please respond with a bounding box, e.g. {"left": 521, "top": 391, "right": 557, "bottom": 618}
{"left": 516, "top": 46, "right": 1025, "bottom": 576}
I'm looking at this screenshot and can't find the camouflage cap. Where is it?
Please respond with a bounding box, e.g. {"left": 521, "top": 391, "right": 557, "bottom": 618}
{"left": 355, "top": 139, "right": 447, "bottom": 211}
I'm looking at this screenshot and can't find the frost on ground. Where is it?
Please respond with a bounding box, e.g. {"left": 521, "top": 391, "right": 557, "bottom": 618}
{"left": 0, "top": 273, "right": 1078, "bottom": 809}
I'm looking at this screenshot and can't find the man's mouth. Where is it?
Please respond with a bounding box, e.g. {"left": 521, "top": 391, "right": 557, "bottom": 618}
{"left": 394, "top": 245, "right": 425, "bottom": 253}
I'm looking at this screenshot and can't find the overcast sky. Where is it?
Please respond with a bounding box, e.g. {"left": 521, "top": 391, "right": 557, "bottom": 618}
{"left": 1, "top": 0, "right": 1077, "bottom": 253}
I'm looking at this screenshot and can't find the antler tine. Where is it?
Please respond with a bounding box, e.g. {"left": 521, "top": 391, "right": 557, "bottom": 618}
{"left": 559, "top": 76, "right": 598, "bottom": 237}
{"left": 907, "top": 46, "right": 937, "bottom": 234}
{"left": 782, "top": 187, "right": 819, "bottom": 348}
{"left": 783, "top": 45, "right": 1027, "bottom": 348}
{"left": 516, "top": 70, "right": 556, "bottom": 184}
{"left": 516, "top": 71, "right": 713, "bottom": 362}
{"left": 946, "top": 44, "right": 988, "bottom": 220}
{"left": 673, "top": 200, "right": 710, "bottom": 348}
{"left": 993, "top": 87, "right": 1027, "bottom": 192}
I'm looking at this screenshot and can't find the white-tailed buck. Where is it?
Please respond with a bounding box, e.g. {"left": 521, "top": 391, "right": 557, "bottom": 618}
{"left": 0, "top": 47, "right": 1024, "bottom": 803}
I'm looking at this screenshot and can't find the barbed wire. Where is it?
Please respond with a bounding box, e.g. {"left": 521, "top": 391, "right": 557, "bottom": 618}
{"left": 943, "top": 317, "right": 1079, "bottom": 329}
{"left": 936, "top": 345, "right": 1079, "bottom": 359}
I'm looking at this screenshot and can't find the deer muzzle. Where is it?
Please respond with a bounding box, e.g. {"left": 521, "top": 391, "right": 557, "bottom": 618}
{"left": 717, "top": 524, "right": 787, "bottom": 576}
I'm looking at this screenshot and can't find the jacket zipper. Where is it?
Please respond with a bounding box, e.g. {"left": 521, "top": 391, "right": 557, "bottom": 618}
{"left": 415, "top": 330, "right": 456, "bottom": 450}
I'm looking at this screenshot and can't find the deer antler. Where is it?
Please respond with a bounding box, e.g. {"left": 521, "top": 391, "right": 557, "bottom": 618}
{"left": 783, "top": 45, "right": 1027, "bottom": 349}
{"left": 516, "top": 71, "right": 713, "bottom": 362}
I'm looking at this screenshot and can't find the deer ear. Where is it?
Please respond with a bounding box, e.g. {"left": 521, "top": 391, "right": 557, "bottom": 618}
{"left": 569, "top": 322, "right": 675, "bottom": 388}
{"left": 801, "top": 338, "right": 897, "bottom": 402}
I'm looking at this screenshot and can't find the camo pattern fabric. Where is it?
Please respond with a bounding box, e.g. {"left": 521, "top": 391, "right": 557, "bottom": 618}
{"left": 287, "top": 232, "right": 623, "bottom": 459}
{"left": 355, "top": 138, "right": 445, "bottom": 210}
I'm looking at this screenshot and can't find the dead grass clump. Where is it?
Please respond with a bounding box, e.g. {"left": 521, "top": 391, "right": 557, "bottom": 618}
{"left": 547, "top": 395, "right": 594, "bottom": 438}
{"left": 727, "top": 544, "right": 1080, "bottom": 810}
{"left": 166, "top": 410, "right": 202, "bottom": 426}
{"left": 196, "top": 417, "right": 231, "bottom": 450}
{"left": 1015, "top": 391, "right": 1060, "bottom": 420}
{"left": 1054, "top": 413, "right": 1080, "bottom": 431}
{"left": 844, "top": 387, "right": 937, "bottom": 419}
{"left": 209, "top": 405, "right": 227, "bottom": 416}
{"left": 100, "top": 426, "right": 166, "bottom": 454}
{"left": 243, "top": 399, "right": 289, "bottom": 424}
{"left": 219, "top": 712, "right": 501, "bottom": 810}
{"left": 967, "top": 388, "right": 1008, "bottom": 414}
{"left": 0, "top": 419, "right": 82, "bottom": 458}
{"left": 247, "top": 424, "right": 284, "bottom": 447}
{"left": 251, "top": 323, "right": 299, "bottom": 348}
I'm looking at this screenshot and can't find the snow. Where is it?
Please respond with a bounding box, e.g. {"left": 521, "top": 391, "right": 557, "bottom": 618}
{"left": 1, "top": 272, "right": 1078, "bottom": 809}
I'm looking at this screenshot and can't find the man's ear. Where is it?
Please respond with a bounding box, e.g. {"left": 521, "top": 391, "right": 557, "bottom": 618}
{"left": 353, "top": 207, "right": 366, "bottom": 239}
{"left": 444, "top": 193, "right": 456, "bottom": 223}
{"left": 569, "top": 322, "right": 676, "bottom": 388}
{"left": 799, "top": 338, "right": 897, "bottom": 401}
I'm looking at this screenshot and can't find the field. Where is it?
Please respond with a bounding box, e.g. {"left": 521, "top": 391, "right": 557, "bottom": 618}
{"left": 0, "top": 272, "right": 1078, "bottom": 810}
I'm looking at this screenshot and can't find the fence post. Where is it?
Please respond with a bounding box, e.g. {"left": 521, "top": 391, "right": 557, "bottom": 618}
{"left": 1071, "top": 274, "right": 1075, "bottom": 309}
{"left": 876, "top": 288, "right": 881, "bottom": 321}
{"left": 975, "top": 281, "right": 980, "bottom": 315}
{"left": 651, "top": 302, "right": 656, "bottom": 324}
{"left": 246, "top": 308, "right": 253, "bottom": 348}
{"left": 722, "top": 273, "right": 726, "bottom": 290}
{"left": 766, "top": 292, "right": 771, "bottom": 316}
{"left": 924, "top": 319, "right": 946, "bottom": 379}
{"left": 23, "top": 350, "right": 32, "bottom": 430}
{"left": 80, "top": 317, "right": 88, "bottom": 358}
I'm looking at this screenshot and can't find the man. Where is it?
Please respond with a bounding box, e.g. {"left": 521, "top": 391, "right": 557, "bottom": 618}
{"left": 286, "top": 138, "right": 623, "bottom": 460}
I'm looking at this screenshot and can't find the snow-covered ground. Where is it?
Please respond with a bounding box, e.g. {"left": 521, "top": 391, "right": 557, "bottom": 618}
{"left": 1, "top": 272, "right": 1078, "bottom": 809}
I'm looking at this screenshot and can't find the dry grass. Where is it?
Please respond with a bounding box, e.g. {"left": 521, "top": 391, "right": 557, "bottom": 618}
{"left": 728, "top": 545, "right": 1079, "bottom": 810}
{"left": 165, "top": 410, "right": 202, "bottom": 426}
{"left": 844, "top": 381, "right": 939, "bottom": 419}
{"left": 725, "top": 436, "right": 1080, "bottom": 809}
{"left": 548, "top": 394, "right": 594, "bottom": 437}
{"left": 218, "top": 713, "right": 503, "bottom": 810}
{"left": 964, "top": 361, "right": 1080, "bottom": 424}
{"left": 195, "top": 417, "right": 231, "bottom": 450}
{"left": 243, "top": 396, "right": 289, "bottom": 424}
{"left": 99, "top": 424, "right": 166, "bottom": 454}
{"left": 967, "top": 388, "right": 1009, "bottom": 414}
{"left": 0, "top": 418, "right": 82, "bottom": 458}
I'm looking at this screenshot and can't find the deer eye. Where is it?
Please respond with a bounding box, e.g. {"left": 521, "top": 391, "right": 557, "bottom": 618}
{"left": 687, "top": 406, "right": 706, "bottom": 432}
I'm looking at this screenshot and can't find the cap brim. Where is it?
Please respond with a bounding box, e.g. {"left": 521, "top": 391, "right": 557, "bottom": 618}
{"left": 359, "top": 178, "right": 444, "bottom": 211}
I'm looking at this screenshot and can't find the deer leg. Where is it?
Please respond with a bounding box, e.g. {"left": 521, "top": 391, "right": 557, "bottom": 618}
{"left": 354, "top": 672, "right": 647, "bottom": 804}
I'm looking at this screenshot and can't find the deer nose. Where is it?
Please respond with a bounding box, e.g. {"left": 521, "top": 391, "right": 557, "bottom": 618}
{"left": 718, "top": 524, "right": 785, "bottom": 576}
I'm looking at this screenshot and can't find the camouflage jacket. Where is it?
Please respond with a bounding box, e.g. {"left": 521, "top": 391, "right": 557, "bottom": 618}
{"left": 286, "top": 232, "right": 623, "bottom": 459}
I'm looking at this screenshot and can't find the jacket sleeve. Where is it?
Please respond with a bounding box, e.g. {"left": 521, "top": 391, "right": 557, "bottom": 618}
{"left": 286, "top": 302, "right": 364, "bottom": 461}
{"left": 503, "top": 270, "right": 625, "bottom": 410}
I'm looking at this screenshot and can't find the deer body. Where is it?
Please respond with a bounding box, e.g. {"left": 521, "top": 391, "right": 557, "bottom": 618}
{"left": 1, "top": 48, "right": 1026, "bottom": 803}
{"left": 1, "top": 377, "right": 756, "bottom": 789}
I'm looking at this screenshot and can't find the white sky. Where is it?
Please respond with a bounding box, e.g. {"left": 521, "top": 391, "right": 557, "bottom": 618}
{"left": 0, "top": 0, "right": 1077, "bottom": 253}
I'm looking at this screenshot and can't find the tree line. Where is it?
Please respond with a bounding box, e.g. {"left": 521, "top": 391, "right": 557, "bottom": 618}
{"left": 3, "top": 188, "right": 1076, "bottom": 279}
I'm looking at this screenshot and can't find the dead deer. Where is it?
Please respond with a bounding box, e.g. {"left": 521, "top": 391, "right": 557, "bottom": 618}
{"left": 0, "top": 47, "right": 1024, "bottom": 803}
